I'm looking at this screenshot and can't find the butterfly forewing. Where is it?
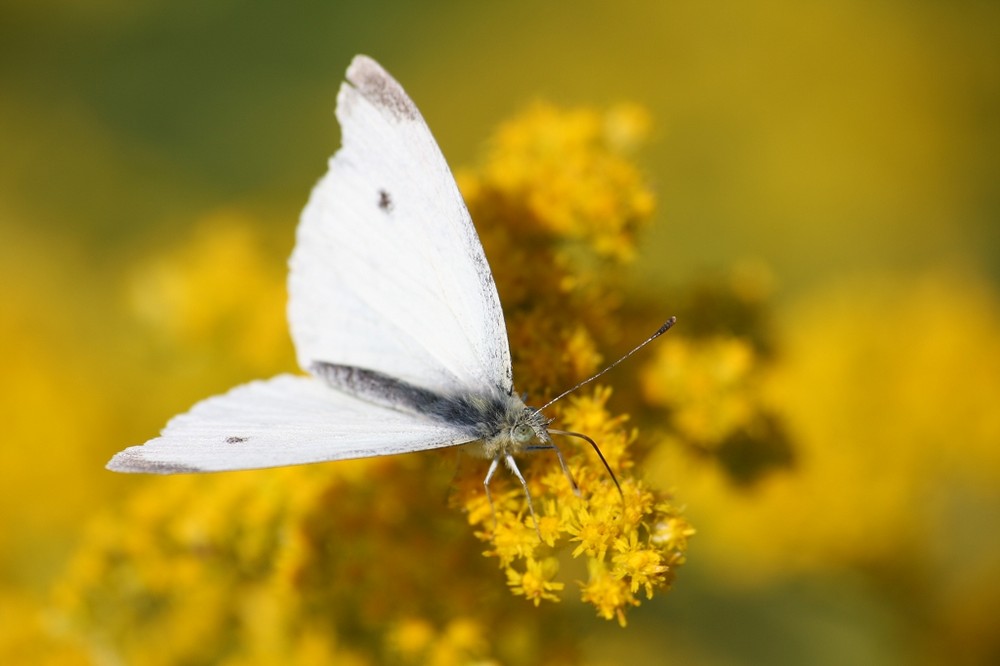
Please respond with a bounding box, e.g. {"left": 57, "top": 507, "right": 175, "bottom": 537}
{"left": 289, "top": 55, "right": 513, "bottom": 397}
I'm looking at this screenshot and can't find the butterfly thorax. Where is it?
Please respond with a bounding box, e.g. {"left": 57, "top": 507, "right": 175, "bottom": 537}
{"left": 465, "top": 393, "right": 550, "bottom": 460}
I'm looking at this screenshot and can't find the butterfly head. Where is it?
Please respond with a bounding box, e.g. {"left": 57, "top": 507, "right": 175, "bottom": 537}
{"left": 512, "top": 406, "right": 552, "bottom": 447}
{"left": 473, "top": 394, "right": 551, "bottom": 459}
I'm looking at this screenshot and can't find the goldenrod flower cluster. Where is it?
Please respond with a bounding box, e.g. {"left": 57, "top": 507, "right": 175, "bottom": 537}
{"left": 455, "top": 104, "right": 691, "bottom": 626}
{"left": 450, "top": 385, "right": 691, "bottom": 626}
{"left": 42, "top": 103, "right": 690, "bottom": 664}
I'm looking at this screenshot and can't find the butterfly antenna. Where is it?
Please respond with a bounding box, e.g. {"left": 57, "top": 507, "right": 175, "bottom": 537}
{"left": 549, "top": 429, "right": 623, "bottom": 497}
{"left": 536, "top": 316, "right": 677, "bottom": 414}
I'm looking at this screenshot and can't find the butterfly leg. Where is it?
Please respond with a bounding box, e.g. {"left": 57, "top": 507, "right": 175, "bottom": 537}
{"left": 525, "top": 443, "right": 581, "bottom": 497}
{"left": 505, "top": 454, "right": 541, "bottom": 539}
{"left": 484, "top": 456, "right": 501, "bottom": 530}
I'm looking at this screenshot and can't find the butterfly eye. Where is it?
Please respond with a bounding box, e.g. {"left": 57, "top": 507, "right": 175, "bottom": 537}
{"left": 512, "top": 424, "right": 534, "bottom": 444}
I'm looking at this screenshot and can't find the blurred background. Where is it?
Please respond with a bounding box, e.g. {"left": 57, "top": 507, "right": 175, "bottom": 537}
{"left": 2, "top": 1, "right": 998, "bottom": 664}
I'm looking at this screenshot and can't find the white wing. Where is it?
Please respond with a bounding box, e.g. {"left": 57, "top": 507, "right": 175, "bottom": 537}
{"left": 289, "top": 55, "right": 513, "bottom": 396}
{"left": 107, "top": 375, "right": 478, "bottom": 473}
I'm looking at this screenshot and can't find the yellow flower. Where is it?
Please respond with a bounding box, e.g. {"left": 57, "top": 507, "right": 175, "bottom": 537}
{"left": 567, "top": 506, "right": 616, "bottom": 561}
{"left": 580, "top": 561, "right": 637, "bottom": 627}
{"left": 506, "top": 557, "right": 565, "bottom": 606}
{"left": 486, "top": 512, "right": 543, "bottom": 568}
{"left": 650, "top": 513, "right": 696, "bottom": 554}
{"left": 612, "top": 532, "right": 669, "bottom": 599}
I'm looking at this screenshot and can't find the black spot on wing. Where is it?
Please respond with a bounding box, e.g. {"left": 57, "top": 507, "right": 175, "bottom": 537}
{"left": 225, "top": 436, "right": 247, "bottom": 444}
{"left": 378, "top": 189, "right": 393, "bottom": 212}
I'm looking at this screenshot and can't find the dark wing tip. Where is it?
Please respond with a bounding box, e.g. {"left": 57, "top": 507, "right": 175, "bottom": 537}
{"left": 106, "top": 447, "right": 201, "bottom": 475}
{"left": 345, "top": 55, "right": 419, "bottom": 122}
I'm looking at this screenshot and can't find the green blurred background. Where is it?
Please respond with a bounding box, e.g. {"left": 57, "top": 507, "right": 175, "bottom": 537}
{"left": 2, "top": 1, "right": 999, "bottom": 664}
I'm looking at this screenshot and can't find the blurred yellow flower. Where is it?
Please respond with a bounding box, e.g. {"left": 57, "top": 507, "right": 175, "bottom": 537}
{"left": 642, "top": 334, "right": 758, "bottom": 447}
{"left": 126, "top": 210, "right": 293, "bottom": 375}
{"left": 643, "top": 271, "right": 1000, "bottom": 662}
{"left": 388, "top": 616, "right": 490, "bottom": 666}
{"left": 0, "top": 592, "right": 91, "bottom": 666}
{"left": 0, "top": 226, "right": 127, "bottom": 593}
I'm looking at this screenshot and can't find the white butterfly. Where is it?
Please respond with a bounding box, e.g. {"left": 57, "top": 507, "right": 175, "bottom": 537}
{"left": 108, "top": 55, "right": 672, "bottom": 525}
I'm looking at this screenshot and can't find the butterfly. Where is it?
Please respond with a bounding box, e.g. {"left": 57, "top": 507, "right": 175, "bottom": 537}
{"left": 107, "top": 55, "right": 674, "bottom": 528}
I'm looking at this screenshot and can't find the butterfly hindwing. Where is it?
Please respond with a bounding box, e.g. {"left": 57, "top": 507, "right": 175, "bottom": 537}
{"left": 107, "top": 375, "right": 479, "bottom": 473}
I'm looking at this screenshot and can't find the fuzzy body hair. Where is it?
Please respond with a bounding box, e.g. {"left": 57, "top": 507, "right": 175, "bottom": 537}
{"left": 311, "top": 362, "right": 550, "bottom": 456}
